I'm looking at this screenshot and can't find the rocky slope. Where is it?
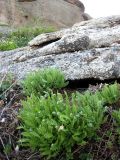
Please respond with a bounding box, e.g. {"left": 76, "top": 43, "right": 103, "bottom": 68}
{"left": 1, "top": 15, "right": 120, "bottom": 80}
{"left": 0, "top": 0, "right": 90, "bottom": 28}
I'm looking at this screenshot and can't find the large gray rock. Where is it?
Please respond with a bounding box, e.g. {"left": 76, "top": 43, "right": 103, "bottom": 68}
{"left": 1, "top": 15, "right": 120, "bottom": 80}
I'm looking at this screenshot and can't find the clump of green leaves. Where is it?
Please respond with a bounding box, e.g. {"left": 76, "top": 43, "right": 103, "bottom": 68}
{"left": 19, "top": 81, "right": 120, "bottom": 159}
{"left": 96, "top": 83, "right": 120, "bottom": 104}
{"left": 19, "top": 91, "right": 105, "bottom": 159}
{"left": 22, "top": 68, "right": 68, "bottom": 97}
{"left": 0, "top": 40, "right": 17, "bottom": 51}
{"left": 113, "top": 109, "right": 120, "bottom": 126}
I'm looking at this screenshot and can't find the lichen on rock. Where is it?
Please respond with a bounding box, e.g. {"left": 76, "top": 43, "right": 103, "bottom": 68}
{"left": 1, "top": 16, "right": 120, "bottom": 81}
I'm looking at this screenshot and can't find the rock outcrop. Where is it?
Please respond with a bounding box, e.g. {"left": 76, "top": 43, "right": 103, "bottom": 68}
{"left": 0, "top": 0, "right": 90, "bottom": 28}
{"left": 1, "top": 15, "right": 120, "bottom": 81}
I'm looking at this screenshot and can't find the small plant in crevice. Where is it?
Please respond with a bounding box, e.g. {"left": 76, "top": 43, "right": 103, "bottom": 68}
{"left": 19, "top": 91, "right": 105, "bottom": 159}
{"left": 22, "top": 68, "right": 68, "bottom": 97}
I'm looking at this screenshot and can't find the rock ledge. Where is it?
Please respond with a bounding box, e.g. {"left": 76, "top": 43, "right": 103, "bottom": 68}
{"left": 1, "top": 16, "right": 120, "bottom": 81}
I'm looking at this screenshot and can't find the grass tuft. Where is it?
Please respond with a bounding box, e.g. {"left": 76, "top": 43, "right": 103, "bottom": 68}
{"left": 0, "top": 26, "right": 55, "bottom": 51}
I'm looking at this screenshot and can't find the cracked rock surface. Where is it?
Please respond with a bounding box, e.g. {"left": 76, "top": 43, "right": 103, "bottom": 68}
{"left": 1, "top": 15, "right": 120, "bottom": 80}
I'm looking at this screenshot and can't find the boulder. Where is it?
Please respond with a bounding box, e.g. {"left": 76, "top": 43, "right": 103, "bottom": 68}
{"left": 1, "top": 15, "right": 120, "bottom": 80}
{"left": 0, "top": 0, "right": 90, "bottom": 28}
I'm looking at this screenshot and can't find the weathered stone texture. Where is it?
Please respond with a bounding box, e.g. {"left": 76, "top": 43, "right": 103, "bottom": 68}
{"left": 1, "top": 16, "right": 120, "bottom": 81}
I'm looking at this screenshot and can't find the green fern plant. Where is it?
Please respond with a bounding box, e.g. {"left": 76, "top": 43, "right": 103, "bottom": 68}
{"left": 96, "top": 83, "right": 120, "bottom": 104}
{"left": 19, "top": 91, "right": 105, "bottom": 159}
{"left": 22, "top": 68, "right": 68, "bottom": 97}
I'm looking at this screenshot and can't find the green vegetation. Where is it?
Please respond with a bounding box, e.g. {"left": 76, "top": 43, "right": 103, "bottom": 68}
{"left": 113, "top": 109, "right": 120, "bottom": 135}
{"left": 0, "top": 26, "right": 55, "bottom": 51}
{"left": 113, "top": 109, "right": 120, "bottom": 126}
{"left": 19, "top": 92, "right": 105, "bottom": 159}
{"left": 22, "top": 68, "right": 68, "bottom": 97}
{"left": 96, "top": 83, "right": 120, "bottom": 104}
{"left": 0, "top": 40, "right": 17, "bottom": 51}
{"left": 19, "top": 69, "right": 120, "bottom": 159}
{"left": 1, "top": 69, "right": 120, "bottom": 159}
